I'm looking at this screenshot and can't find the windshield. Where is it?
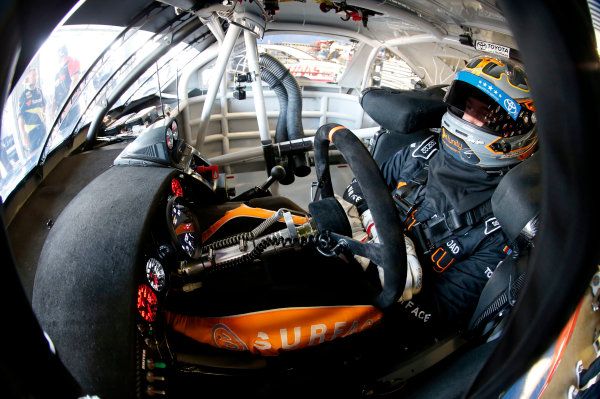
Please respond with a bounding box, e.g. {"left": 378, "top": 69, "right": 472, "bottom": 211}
{"left": 0, "top": 23, "right": 201, "bottom": 202}
{"left": 368, "top": 48, "right": 421, "bottom": 89}
{"left": 257, "top": 34, "right": 354, "bottom": 83}
{"left": 0, "top": 25, "right": 119, "bottom": 202}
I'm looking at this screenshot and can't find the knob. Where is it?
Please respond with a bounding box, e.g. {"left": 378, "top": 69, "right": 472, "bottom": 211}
{"left": 270, "top": 165, "right": 286, "bottom": 181}
{"left": 260, "top": 165, "right": 286, "bottom": 191}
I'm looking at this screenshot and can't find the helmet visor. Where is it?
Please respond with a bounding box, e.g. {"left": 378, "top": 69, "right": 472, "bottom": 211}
{"left": 445, "top": 71, "right": 535, "bottom": 137}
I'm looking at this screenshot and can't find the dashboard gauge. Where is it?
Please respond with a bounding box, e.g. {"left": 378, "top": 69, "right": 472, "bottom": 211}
{"left": 171, "top": 178, "right": 183, "bottom": 197}
{"left": 171, "top": 120, "right": 179, "bottom": 140}
{"left": 167, "top": 196, "right": 201, "bottom": 258}
{"left": 165, "top": 127, "right": 174, "bottom": 150}
{"left": 146, "top": 258, "right": 166, "bottom": 292}
{"left": 137, "top": 284, "right": 158, "bottom": 322}
{"left": 157, "top": 244, "right": 174, "bottom": 260}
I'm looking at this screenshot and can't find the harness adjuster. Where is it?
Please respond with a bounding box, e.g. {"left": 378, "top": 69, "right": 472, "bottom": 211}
{"left": 394, "top": 192, "right": 415, "bottom": 215}
{"left": 445, "top": 201, "right": 492, "bottom": 232}
{"left": 446, "top": 208, "right": 476, "bottom": 231}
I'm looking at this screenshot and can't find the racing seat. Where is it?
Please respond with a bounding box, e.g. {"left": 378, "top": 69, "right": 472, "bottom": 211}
{"left": 468, "top": 153, "right": 541, "bottom": 337}
{"left": 359, "top": 86, "right": 447, "bottom": 165}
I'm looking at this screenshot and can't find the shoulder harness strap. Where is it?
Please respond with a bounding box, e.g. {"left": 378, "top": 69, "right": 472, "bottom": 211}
{"left": 393, "top": 166, "right": 429, "bottom": 216}
{"left": 421, "top": 200, "right": 496, "bottom": 247}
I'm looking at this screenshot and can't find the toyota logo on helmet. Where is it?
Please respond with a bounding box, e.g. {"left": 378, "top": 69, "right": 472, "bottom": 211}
{"left": 441, "top": 57, "right": 538, "bottom": 168}
{"left": 504, "top": 99, "right": 517, "bottom": 115}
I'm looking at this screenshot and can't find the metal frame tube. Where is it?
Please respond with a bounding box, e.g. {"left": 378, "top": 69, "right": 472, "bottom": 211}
{"left": 207, "top": 127, "right": 378, "bottom": 166}
{"left": 361, "top": 45, "right": 380, "bottom": 91}
{"left": 178, "top": 42, "right": 219, "bottom": 143}
{"left": 196, "top": 24, "right": 241, "bottom": 150}
{"left": 244, "top": 30, "right": 271, "bottom": 143}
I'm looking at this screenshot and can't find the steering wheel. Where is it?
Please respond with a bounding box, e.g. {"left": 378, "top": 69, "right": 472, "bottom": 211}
{"left": 311, "top": 123, "right": 407, "bottom": 308}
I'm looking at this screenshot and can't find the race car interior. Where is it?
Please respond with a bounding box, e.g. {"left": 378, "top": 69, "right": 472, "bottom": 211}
{"left": 2, "top": 0, "right": 599, "bottom": 398}
{"left": 31, "top": 58, "right": 538, "bottom": 399}
{"left": 33, "top": 89, "right": 537, "bottom": 397}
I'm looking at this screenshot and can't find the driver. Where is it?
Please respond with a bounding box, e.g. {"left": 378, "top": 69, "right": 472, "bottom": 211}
{"left": 344, "top": 56, "right": 538, "bottom": 339}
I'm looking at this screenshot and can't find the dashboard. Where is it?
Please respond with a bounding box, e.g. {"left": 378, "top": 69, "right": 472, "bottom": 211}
{"left": 114, "top": 117, "right": 221, "bottom": 197}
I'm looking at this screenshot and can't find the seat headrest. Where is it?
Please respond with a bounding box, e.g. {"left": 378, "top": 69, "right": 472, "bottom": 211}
{"left": 360, "top": 86, "right": 447, "bottom": 134}
{"left": 491, "top": 154, "right": 541, "bottom": 243}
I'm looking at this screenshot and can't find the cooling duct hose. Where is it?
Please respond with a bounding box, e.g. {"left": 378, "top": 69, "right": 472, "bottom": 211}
{"left": 259, "top": 53, "right": 311, "bottom": 178}
{"left": 260, "top": 66, "right": 295, "bottom": 184}
{"left": 260, "top": 68, "right": 288, "bottom": 144}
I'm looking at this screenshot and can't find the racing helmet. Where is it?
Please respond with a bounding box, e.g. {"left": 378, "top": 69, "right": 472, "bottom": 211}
{"left": 441, "top": 57, "right": 538, "bottom": 168}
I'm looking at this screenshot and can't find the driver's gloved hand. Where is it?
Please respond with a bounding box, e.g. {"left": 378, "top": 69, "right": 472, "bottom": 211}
{"left": 399, "top": 236, "right": 423, "bottom": 301}
{"left": 336, "top": 195, "right": 423, "bottom": 300}
{"left": 335, "top": 195, "right": 370, "bottom": 270}
{"left": 343, "top": 178, "right": 369, "bottom": 215}
{"left": 362, "top": 214, "right": 422, "bottom": 301}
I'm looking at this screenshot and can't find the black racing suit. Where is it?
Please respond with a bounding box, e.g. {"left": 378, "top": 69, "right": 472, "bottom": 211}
{"left": 346, "top": 134, "right": 511, "bottom": 341}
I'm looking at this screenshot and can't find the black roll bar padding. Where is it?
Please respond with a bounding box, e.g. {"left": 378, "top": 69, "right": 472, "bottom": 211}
{"left": 84, "top": 16, "right": 205, "bottom": 149}
{"left": 313, "top": 123, "right": 406, "bottom": 308}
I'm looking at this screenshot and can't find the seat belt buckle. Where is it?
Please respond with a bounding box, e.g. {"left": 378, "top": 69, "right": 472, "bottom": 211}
{"left": 394, "top": 193, "right": 414, "bottom": 215}
{"left": 408, "top": 222, "right": 434, "bottom": 255}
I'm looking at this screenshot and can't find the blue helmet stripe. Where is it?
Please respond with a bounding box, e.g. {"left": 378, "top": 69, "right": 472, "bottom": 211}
{"left": 456, "top": 71, "right": 521, "bottom": 120}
